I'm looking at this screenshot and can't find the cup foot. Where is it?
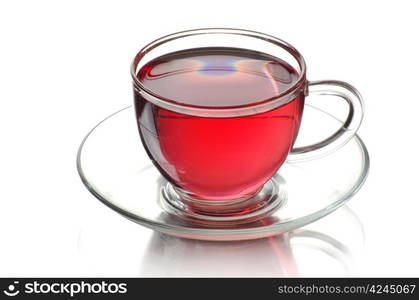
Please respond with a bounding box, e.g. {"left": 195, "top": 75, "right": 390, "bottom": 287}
{"left": 160, "top": 178, "right": 286, "bottom": 226}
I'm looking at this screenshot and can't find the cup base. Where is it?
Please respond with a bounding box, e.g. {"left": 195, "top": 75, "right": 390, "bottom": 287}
{"left": 160, "top": 178, "right": 286, "bottom": 226}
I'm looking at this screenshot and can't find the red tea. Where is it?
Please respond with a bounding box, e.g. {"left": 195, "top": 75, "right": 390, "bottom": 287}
{"left": 134, "top": 47, "right": 304, "bottom": 200}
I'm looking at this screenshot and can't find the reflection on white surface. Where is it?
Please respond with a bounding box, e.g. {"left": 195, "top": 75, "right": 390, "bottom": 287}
{"left": 140, "top": 233, "right": 297, "bottom": 277}
{"left": 78, "top": 204, "right": 364, "bottom": 277}
{"left": 139, "top": 205, "right": 363, "bottom": 277}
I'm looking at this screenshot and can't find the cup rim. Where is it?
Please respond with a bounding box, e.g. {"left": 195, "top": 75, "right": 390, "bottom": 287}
{"left": 131, "top": 28, "right": 307, "bottom": 112}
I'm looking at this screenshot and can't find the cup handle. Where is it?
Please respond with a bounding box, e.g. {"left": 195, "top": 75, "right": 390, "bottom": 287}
{"left": 287, "top": 80, "right": 364, "bottom": 162}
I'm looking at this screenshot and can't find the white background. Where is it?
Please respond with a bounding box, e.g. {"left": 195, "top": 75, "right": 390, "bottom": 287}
{"left": 1, "top": 0, "right": 418, "bottom": 277}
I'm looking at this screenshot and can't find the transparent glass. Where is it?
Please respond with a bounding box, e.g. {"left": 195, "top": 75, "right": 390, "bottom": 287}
{"left": 130, "top": 29, "right": 364, "bottom": 220}
{"left": 76, "top": 104, "right": 369, "bottom": 241}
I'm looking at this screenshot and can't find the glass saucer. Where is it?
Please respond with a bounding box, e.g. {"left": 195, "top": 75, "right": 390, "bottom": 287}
{"left": 77, "top": 104, "right": 369, "bottom": 241}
